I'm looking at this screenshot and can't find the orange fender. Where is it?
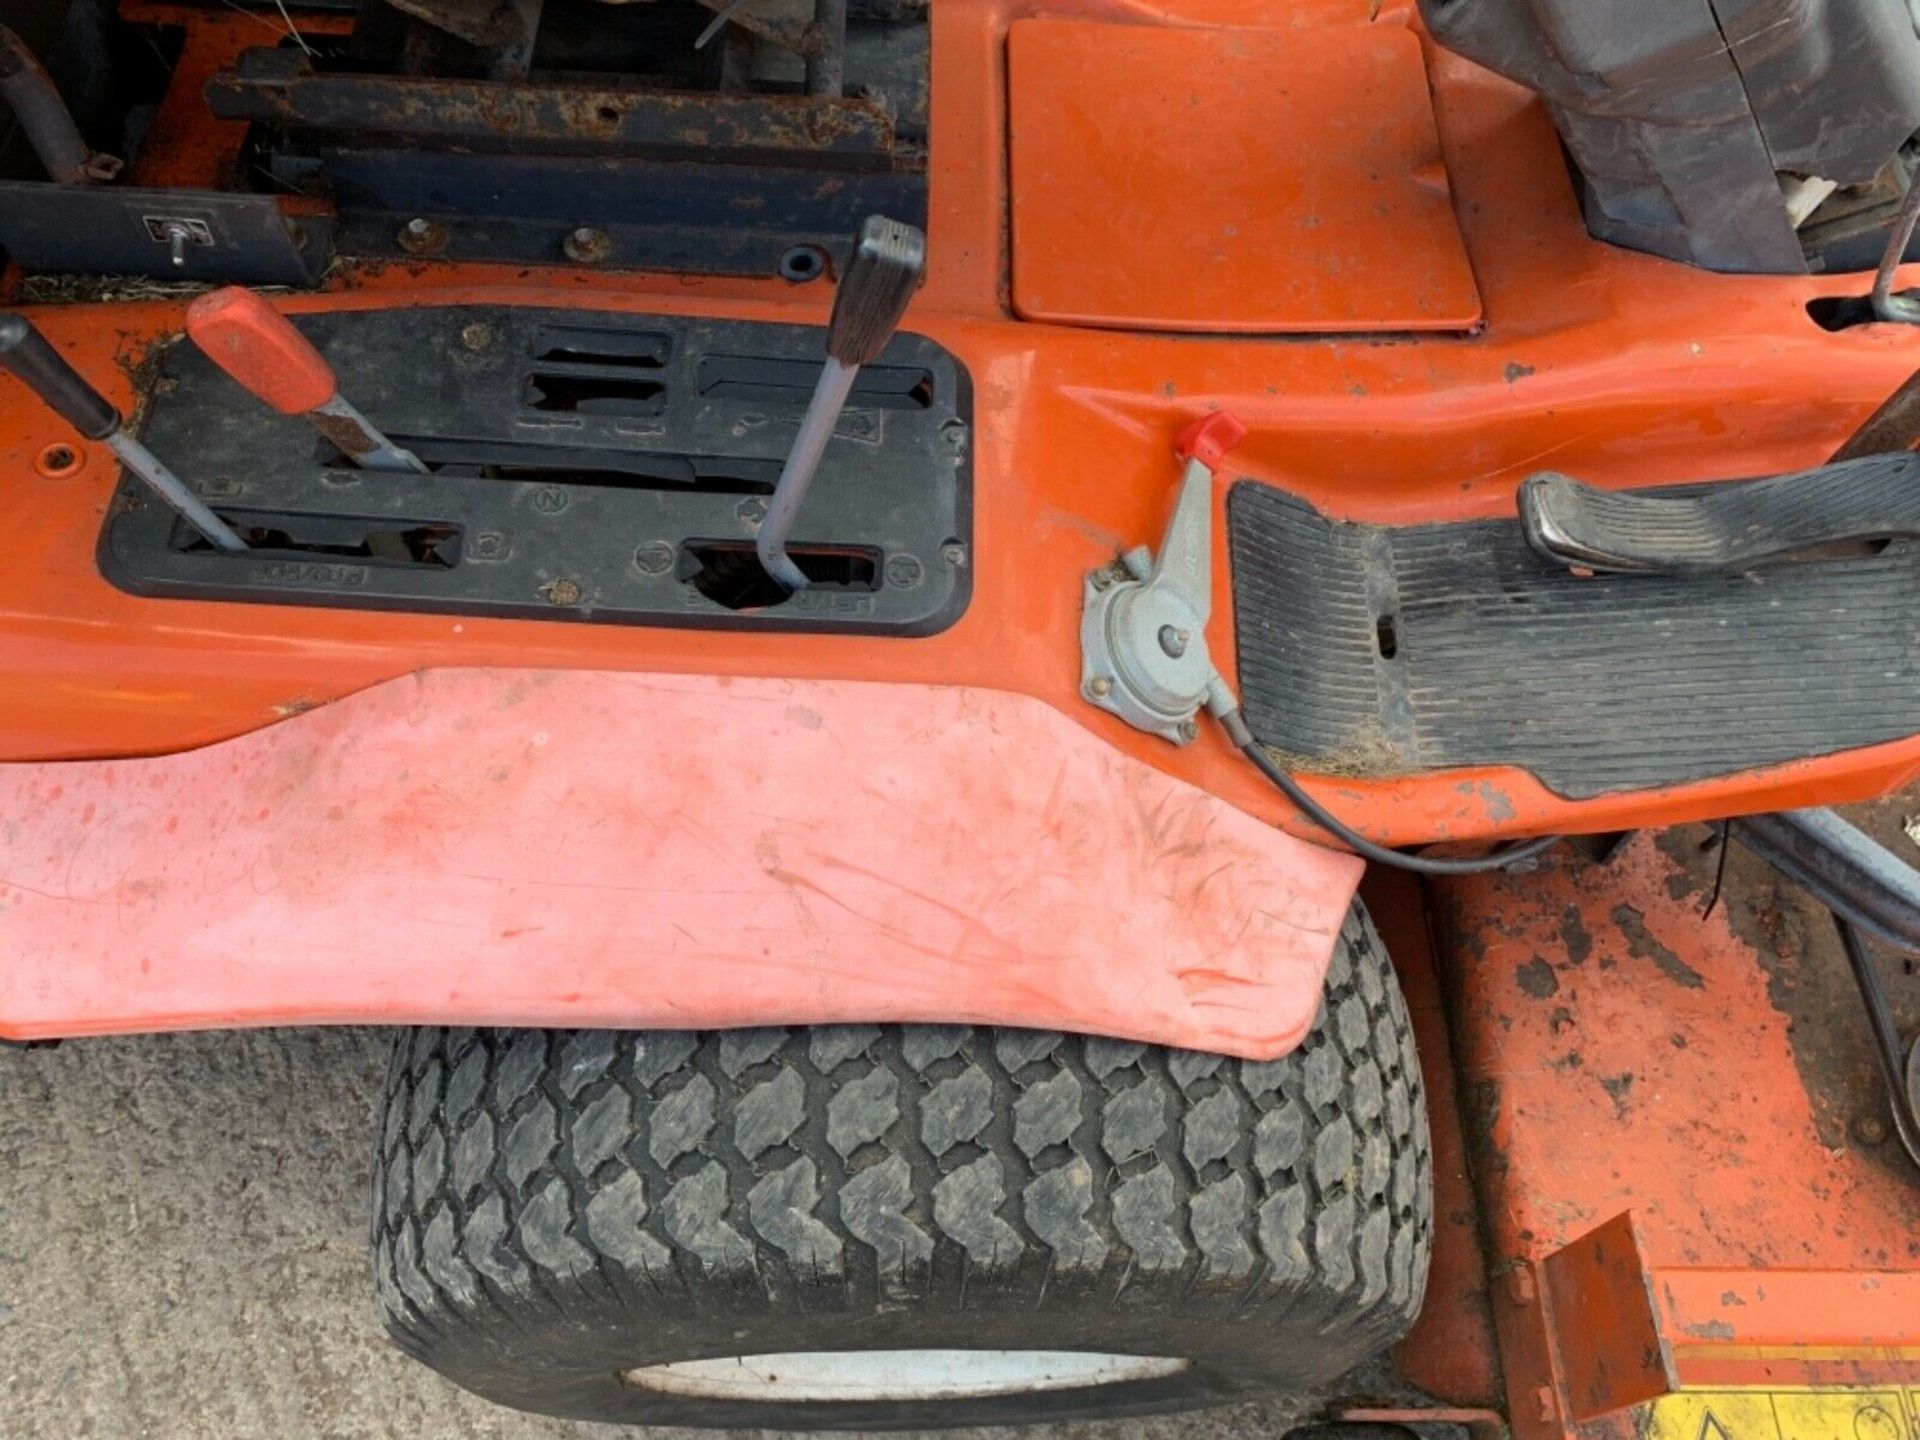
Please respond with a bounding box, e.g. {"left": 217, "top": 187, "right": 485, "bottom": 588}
{"left": 0, "top": 670, "right": 1360, "bottom": 1056}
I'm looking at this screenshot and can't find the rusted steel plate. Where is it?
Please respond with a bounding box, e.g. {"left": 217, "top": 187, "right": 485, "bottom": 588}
{"left": 206, "top": 52, "right": 900, "bottom": 166}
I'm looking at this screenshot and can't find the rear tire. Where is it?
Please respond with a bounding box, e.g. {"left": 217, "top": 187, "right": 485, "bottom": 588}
{"left": 372, "top": 903, "right": 1432, "bottom": 1428}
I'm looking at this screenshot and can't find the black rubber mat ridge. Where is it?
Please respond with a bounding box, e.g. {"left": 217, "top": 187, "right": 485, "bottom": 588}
{"left": 1227, "top": 480, "right": 1920, "bottom": 799}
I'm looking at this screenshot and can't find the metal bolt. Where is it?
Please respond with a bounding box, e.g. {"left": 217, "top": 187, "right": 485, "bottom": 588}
{"left": 940, "top": 542, "right": 968, "bottom": 567}
{"left": 564, "top": 226, "right": 614, "bottom": 264}
{"left": 163, "top": 221, "right": 192, "bottom": 269}
{"left": 1159, "top": 625, "right": 1190, "bottom": 658}
{"left": 397, "top": 217, "right": 448, "bottom": 256}
{"left": 541, "top": 577, "right": 583, "bottom": 606}
{"left": 460, "top": 322, "right": 494, "bottom": 352}
{"left": 1852, "top": 1112, "right": 1890, "bottom": 1147}
{"left": 1176, "top": 718, "right": 1199, "bottom": 744}
{"left": 1087, "top": 676, "right": 1112, "bottom": 698}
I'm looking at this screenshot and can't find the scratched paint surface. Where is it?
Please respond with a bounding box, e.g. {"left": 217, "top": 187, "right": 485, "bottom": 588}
{"left": 1435, "top": 834, "right": 1920, "bottom": 1270}
{"left": 0, "top": 670, "right": 1361, "bottom": 1052}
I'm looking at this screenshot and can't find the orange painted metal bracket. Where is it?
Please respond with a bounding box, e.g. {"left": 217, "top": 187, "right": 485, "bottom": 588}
{"left": 1523, "top": 1210, "right": 1920, "bottom": 1429}
{"left": 0, "top": 669, "right": 1363, "bottom": 1051}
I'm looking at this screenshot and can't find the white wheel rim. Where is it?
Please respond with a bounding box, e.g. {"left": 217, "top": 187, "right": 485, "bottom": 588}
{"left": 621, "top": 1349, "right": 1189, "bottom": 1402}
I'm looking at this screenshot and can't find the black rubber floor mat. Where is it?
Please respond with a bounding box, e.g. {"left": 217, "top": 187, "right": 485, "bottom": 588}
{"left": 1227, "top": 481, "right": 1920, "bottom": 799}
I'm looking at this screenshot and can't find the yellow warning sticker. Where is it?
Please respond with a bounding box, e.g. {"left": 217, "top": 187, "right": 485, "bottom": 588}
{"left": 1642, "top": 1391, "right": 1919, "bottom": 1440}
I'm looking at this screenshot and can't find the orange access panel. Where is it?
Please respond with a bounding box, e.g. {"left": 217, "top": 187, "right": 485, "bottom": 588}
{"left": 1007, "top": 16, "right": 1484, "bottom": 334}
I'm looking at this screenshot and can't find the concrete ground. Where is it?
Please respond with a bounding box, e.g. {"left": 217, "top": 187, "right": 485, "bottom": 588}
{"left": 0, "top": 1033, "right": 1300, "bottom": 1440}
{"left": 3, "top": 810, "right": 1915, "bottom": 1440}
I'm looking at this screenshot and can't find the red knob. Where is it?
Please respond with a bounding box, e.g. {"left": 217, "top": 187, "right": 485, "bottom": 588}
{"left": 1173, "top": 411, "right": 1249, "bottom": 470}
{"left": 185, "top": 286, "right": 336, "bottom": 415}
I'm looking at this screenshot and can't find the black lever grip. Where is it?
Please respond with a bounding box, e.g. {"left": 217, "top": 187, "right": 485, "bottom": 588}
{"left": 0, "top": 314, "right": 120, "bottom": 439}
{"left": 825, "top": 215, "right": 927, "bottom": 367}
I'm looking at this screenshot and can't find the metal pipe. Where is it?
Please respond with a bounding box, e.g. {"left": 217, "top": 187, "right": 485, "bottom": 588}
{"left": 1870, "top": 169, "right": 1920, "bottom": 324}
{"left": 804, "top": 0, "right": 846, "bottom": 96}
{"left": 105, "top": 432, "right": 249, "bottom": 553}
{"left": 757, "top": 357, "right": 855, "bottom": 591}
{"left": 0, "top": 24, "right": 98, "bottom": 184}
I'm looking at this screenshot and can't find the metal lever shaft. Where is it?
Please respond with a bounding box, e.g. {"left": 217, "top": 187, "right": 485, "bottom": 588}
{"left": 186, "top": 287, "right": 427, "bottom": 473}
{"left": 0, "top": 25, "right": 117, "bottom": 184}
{"left": 0, "top": 314, "right": 246, "bottom": 552}
{"left": 758, "top": 215, "right": 926, "bottom": 592}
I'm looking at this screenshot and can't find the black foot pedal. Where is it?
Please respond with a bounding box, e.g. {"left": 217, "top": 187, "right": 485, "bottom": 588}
{"left": 1520, "top": 452, "right": 1920, "bottom": 574}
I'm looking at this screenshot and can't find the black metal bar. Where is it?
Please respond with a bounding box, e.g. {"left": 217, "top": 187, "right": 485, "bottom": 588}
{"left": 0, "top": 182, "right": 332, "bottom": 286}
{"left": 1730, "top": 807, "right": 1920, "bottom": 951}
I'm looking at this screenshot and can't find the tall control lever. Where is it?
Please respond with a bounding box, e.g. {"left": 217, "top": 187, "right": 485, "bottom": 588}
{"left": 186, "top": 287, "right": 427, "bottom": 473}
{"left": 757, "top": 215, "right": 926, "bottom": 593}
{"left": 0, "top": 313, "right": 246, "bottom": 553}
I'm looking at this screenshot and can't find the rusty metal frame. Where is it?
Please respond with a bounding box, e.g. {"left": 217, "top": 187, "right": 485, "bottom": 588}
{"left": 205, "top": 50, "right": 902, "bottom": 166}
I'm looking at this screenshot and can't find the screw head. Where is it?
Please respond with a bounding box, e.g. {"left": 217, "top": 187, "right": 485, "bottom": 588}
{"left": 1853, "top": 1112, "right": 1890, "bottom": 1146}
{"left": 396, "top": 216, "right": 448, "bottom": 256}
{"left": 940, "top": 542, "right": 968, "bottom": 568}
{"left": 1087, "top": 676, "right": 1112, "bottom": 699}
{"left": 1176, "top": 718, "right": 1199, "bottom": 743}
{"left": 541, "top": 577, "right": 583, "bottom": 606}
{"left": 1159, "top": 624, "right": 1190, "bottom": 658}
{"left": 460, "top": 322, "right": 494, "bottom": 352}
{"left": 564, "top": 226, "right": 614, "bottom": 264}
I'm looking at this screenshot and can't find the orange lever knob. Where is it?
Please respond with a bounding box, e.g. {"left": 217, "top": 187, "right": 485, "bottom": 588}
{"left": 185, "top": 286, "right": 337, "bottom": 415}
